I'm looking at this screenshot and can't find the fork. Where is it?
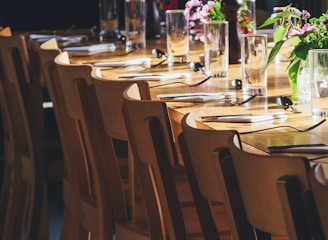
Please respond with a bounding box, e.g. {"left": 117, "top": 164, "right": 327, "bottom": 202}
{"left": 150, "top": 75, "right": 212, "bottom": 88}
{"left": 240, "top": 119, "right": 326, "bottom": 134}
{"left": 171, "top": 94, "right": 257, "bottom": 109}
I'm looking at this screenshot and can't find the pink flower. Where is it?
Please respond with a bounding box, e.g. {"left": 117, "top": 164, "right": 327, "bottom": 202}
{"left": 288, "top": 23, "right": 316, "bottom": 36}
{"left": 300, "top": 10, "right": 311, "bottom": 19}
{"left": 185, "top": 0, "right": 202, "bottom": 9}
{"left": 199, "top": 1, "right": 215, "bottom": 22}
{"left": 288, "top": 28, "right": 303, "bottom": 36}
{"left": 184, "top": 0, "right": 203, "bottom": 22}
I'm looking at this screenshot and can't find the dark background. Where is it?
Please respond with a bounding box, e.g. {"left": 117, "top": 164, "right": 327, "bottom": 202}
{"left": 0, "top": 0, "right": 323, "bottom": 32}
{"left": 0, "top": 0, "right": 100, "bottom": 31}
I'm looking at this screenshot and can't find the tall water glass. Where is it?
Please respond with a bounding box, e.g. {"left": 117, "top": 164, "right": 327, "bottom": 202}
{"left": 203, "top": 21, "right": 229, "bottom": 78}
{"left": 241, "top": 33, "right": 268, "bottom": 96}
{"left": 166, "top": 10, "right": 189, "bottom": 65}
{"left": 125, "top": 0, "right": 146, "bottom": 51}
{"left": 99, "top": 0, "right": 119, "bottom": 40}
{"left": 309, "top": 49, "right": 328, "bottom": 117}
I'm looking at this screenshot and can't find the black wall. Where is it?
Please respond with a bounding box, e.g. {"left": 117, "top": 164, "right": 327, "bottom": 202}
{"left": 0, "top": 0, "right": 324, "bottom": 32}
{"left": 0, "top": 0, "right": 99, "bottom": 31}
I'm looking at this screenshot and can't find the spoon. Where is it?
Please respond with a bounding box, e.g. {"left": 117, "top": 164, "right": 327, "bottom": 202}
{"left": 277, "top": 96, "right": 301, "bottom": 113}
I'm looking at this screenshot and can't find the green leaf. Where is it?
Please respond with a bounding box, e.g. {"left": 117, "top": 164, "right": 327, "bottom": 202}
{"left": 290, "top": 36, "right": 301, "bottom": 48}
{"left": 273, "top": 25, "right": 287, "bottom": 43}
{"left": 259, "top": 17, "right": 279, "bottom": 28}
{"left": 294, "top": 43, "right": 311, "bottom": 60}
{"left": 287, "top": 58, "right": 301, "bottom": 94}
{"left": 266, "top": 40, "right": 285, "bottom": 68}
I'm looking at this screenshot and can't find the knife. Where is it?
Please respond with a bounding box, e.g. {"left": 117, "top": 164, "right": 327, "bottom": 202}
{"left": 268, "top": 144, "right": 328, "bottom": 153}
{"left": 157, "top": 92, "right": 236, "bottom": 99}
{"left": 201, "top": 112, "right": 286, "bottom": 119}
{"left": 200, "top": 112, "right": 287, "bottom": 123}
{"left": 118, "top": 73, "right": 190, "bottom": 80}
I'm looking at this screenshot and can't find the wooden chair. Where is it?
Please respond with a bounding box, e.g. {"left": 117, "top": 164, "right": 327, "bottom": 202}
{"left": 178, "top": 112, "right": 251, "bottom": 240}
{"left": 0, "top": 26, "right": 11, "bottom": 36}
{"left": 38, "top": 38, "right": 89, "bottom": 240}
{"left": 122, "top": 83, "right": 230, "bottom": 240}
{"left": 91, "top": 69, "right": 150, "bottom": 221}
{"left": 55, "top": 51, "right": 158, "bottom": 239}
{"left": 0, "top": 26, "right": 14, "bottom": 237}
{"left": 224, "top": 134, "right": 314, "bottom": 240}
{"left": 309, "top": 163, "right": 328, "bottom": 239}
{"left": 54, "top": 51, "right": 114, "bottom": 239}
{"left": 0, "top": 27, "right": 63, "bottom": 239}
{"left": 92, "top": 68, "right": 160, "bottom": 239}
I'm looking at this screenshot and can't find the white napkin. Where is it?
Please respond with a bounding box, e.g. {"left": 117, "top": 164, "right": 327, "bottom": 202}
{"left": 63, "top": 43, "right": 116, "bottom": 56}
{"left": 29, "top": 34, "right": 87, "bottom": 43}
{"left": 157, "top": 92, "right": 236, "bottom": 102}
{"left": 93, "top": 58, "right": 151, "bottom": 68}
{"left": 201, "top": 112, "right": 287, "bottom": 123}
{"left": 268, "top": 144, "right": 328, "bottom": 153}
{"left": 118, "top": 73, "right": 190, "bottom": 81}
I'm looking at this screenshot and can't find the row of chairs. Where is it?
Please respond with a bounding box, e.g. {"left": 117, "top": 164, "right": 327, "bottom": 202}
{"left": 48, "top": 39, "right": 328, "bottom": 239}
{"left": 0, "top": 27, "right": 64, "bottom": 239}
{"left": 0, "top": 27, "right": 327, "bottom": 239}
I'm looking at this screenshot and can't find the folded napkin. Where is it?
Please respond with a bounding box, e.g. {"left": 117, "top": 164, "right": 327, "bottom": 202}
{"left": 201, "top": 112, "right": 287, "bottom": 123}
{"left": 63, "top": 43, "right": 116, "bottom": 56}
{"left": 93, "top": 58, "right": 151, "bottom": 68}
{"left": 29, "top": 34, "right": 87, "bottom": 43}
{"left": 157, "top": 92, "right": 236, "bottom": 103}
{"left": 268, "top": 144, "right": 328, "bottom": 153}
{"left": 118, "top": 73, "right": 190, "bottom": 81}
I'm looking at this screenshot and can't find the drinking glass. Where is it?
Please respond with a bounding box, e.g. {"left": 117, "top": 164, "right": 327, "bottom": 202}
{"left": 125, "top": 0, "right": 146, "bottom": 51}
{"left": 241, "top": 33, "right": 268, "bottom": 96}
{"left": 309, "top": 49, "right": 328, "bottom": 117}
{"left": 99, "top": 0, "right": 119, "bottom": 40}
{"left": 203, "top": 20, "right": 229, "bottom": 78}
{"left": 166, "top": 10, "right": 189, "bottom": 66}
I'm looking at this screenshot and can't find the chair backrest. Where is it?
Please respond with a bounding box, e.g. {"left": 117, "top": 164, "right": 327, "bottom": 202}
{"left": 0, "top": 26, "right": 12, "bottom": 36}
{"left": 179, "top": 112, "right": 252, "bottom": 240}
{"left": 0, "top": 29, "right": 44, "bottom": 240}
{"left": 0, "top": 27, "right": 15, "bottom": 235}
{"left": 122, "top": 83, "right": 194, "bottom": 240}
{"left": 226, "top": 135, "right": 313, "bottom": 240}
{"left": 39, "top": 39, "right": 90, "bottom": 240}
{"left": 54, "top": 51, "right": 114, "bottom": 239}
{"left": 309, "top": 163, "right": 328, "bottom": 239}
{"left": 91, "top": 68, "right": 158, "bottom": 239}
{"left": 92, "top": 68, "right": 151, "bottom": 140}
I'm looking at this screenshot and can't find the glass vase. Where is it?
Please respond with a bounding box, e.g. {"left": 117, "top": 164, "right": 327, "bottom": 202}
{"left": 296, "top": 58, "right": 310, "bottom": 97}
{"left": 99, "top": 0, "right": 119, "bottom": 41}
{"left": 203, "top": 21, "right": 229, "bottom": 78}
{"left": 295, "top": 57, "right": 312, "bottom": 116}
{"left": 189, "top": 22, "right": 205, "bottom": 64}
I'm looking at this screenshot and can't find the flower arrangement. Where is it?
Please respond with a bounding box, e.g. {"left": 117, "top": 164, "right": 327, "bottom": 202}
{"left": 184, "top": 0, "right": 226, "bottom": 41}
{"left": 238, "top": 0, "right": 256, "bottom": 33}
{"left": 184, "top": 0, "right": 255, "bottom": 40}
{"left": 184, "top": 0, "right": 225, "bottom": 24}
{"left": 261, "top": 4, "right": 328, "bottom": 93}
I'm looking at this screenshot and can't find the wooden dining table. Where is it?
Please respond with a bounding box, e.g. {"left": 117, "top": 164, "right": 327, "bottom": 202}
{"left": 70, "top": 37, "right": 328, "bottom": 170}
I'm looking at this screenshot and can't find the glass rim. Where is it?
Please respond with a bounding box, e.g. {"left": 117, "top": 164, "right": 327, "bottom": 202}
{"left": 165, "top": 9, "right": 185, "bottom": 13}
{"left": 203, "top": 20, "right": 228, "bottom": 24}
{"left": 241, "top": 33, "right": 267, "bottom": 38}
{"left": 309, "top": 49, "right": 328, "bottom": 53}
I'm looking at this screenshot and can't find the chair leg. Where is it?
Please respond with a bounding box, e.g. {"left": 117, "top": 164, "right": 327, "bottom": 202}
{"left": 38, "top": 183, "right": 50, "bottom": 239}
